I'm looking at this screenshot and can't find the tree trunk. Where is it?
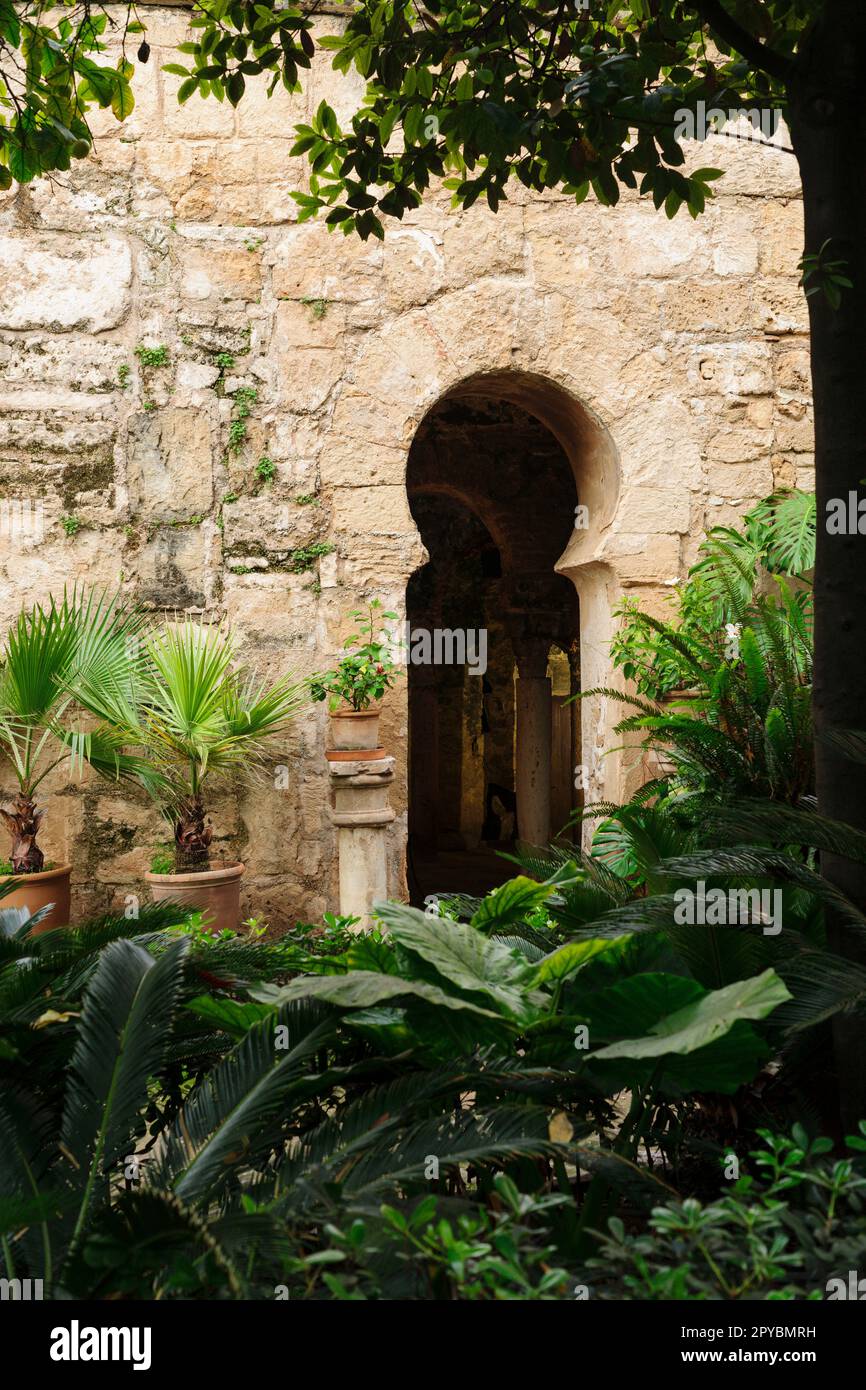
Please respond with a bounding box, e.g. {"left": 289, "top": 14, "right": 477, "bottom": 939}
{"left": 0, "top": 796, "right": 44, "bottom": 874}
{"left": 174, "top": 799, "right": 212, "bottom": 872}
{"left": 788, "top": 0, "right": 866, "bottom": 1128}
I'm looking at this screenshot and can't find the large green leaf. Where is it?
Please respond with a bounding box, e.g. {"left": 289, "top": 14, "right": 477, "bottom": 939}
{"left": 469, "top": 875, "right": 557, "bottom": 933}
{"left": 185, "top": 994, "right": 274, "bottom": 1039}
{"left": 251, "top": 969, "right": 505, "bottom": 1020}
{"left": 530, "top": 937, "right": 626, "bottom": 985}
{"left": 592, "top": 968, "right": 790, "bottom": 1060}
{"left": 373, "top": 902, "right": 541, "bottom": 1019}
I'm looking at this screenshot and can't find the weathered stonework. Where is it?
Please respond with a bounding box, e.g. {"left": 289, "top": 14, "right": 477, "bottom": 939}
{"left": 0, "top": 6, "right": 813, "bottom": 926}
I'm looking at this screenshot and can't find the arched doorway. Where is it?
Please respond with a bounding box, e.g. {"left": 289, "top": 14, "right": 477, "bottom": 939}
{"left": 405, "top": 382, "right": 586, "bottom": 903}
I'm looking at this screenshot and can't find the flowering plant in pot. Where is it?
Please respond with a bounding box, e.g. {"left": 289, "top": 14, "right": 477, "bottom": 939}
{"left": 0, "top": 589, "right": 154, "bottom": 932}
{"left": 132, "top": 620, "right": 304, "bottom": 933}
{"left": 310, "top": 600, "right": 400, "bottom": 756}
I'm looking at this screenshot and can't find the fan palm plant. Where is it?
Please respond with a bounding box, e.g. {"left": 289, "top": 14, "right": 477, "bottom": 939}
{"left": 0, "top": 589, "right": 153, "bottom": 874}
{"left": 131, "top": 620, "right": 305, "bottom": 871}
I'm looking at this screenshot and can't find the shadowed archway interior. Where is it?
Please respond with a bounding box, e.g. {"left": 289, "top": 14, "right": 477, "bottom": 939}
{"left": 406, "top": 389, "right": 581, "bottom": 904}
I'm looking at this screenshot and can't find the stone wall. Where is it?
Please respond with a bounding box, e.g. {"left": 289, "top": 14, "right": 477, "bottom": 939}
{"left": 0, "top": 5, "right": 812, "bottom": 927}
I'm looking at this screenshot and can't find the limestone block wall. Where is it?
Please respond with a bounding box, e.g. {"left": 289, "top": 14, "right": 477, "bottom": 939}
{"left": 0, "top": 5, "right": 813, "bottom": 926}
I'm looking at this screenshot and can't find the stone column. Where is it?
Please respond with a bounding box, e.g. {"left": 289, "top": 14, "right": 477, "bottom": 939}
{"left": 512, "top": 635, "right": 552, "bottom": 848}
{"left": 328, "top": 755, "right": 395, "bottom": 930}
{"left": 568, "top": 645, "right": 582, "bottom": 836}
{"left": 459, "top": 667, "right": 485, "bottom": 850}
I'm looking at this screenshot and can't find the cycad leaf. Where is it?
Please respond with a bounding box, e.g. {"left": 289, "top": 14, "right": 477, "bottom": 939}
{"left": 338, "top": 1104, "right": 569, "bottom": 1199}
{"left": 77, "top": 1188, "right": 246, "bottom": 1299}
{"left": 154, "top": 1001, "right": 337, "bottom": 1205}
{"left": 62, "top": 938, "right": 189, "bottom": 1182}
{"left": 774, "top": 950, "right": 866, "bottom": 1032}
{"left": 823, "top": 728, "right": 866, "bottom": 766}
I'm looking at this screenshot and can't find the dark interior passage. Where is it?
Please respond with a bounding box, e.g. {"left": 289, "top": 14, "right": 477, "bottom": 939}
{"left": 406, "top": 390, "right": 581, "bottom": 904}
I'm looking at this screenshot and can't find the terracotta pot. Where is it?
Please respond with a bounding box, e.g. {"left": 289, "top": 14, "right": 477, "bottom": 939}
{"left": 0, "top": 863, "right": 72, "bottom": 934}
{"left": 325, "top": 747, "right": 387, "bottom": 762}
{"left": 145, "top": 863, "right": 245, "bottom": 934}
{"left": 660, "top": 687, "right": 703, "bottom": 709}
{"left": 328, "top": 707, "right": 381, "bottom": 752}
{"left": 650, "top": 688, "right": 704, "bottom": 778}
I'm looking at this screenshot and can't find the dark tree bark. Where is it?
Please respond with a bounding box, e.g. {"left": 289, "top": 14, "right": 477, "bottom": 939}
{"left": 788, "top": 0, "right": 866, "bottom": 1128}
{"left": 0, "top": 797, "right": 45, "bottom": 874}
{"left": 174, "top": 800, "right": 213, "bottom": 872}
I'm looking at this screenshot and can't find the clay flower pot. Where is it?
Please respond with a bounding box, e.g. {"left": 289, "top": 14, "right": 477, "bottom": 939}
{"left": 145, "top": 863, "right": 245, "bottom": 934}
{"left": 649, "top": 688, "right": 704, "bottom": 778}
{"left": 326, "top": 707, "right": 385, "bottom": 760}
{"left": 0, "top": 863, "right": 72, "bottom": 935}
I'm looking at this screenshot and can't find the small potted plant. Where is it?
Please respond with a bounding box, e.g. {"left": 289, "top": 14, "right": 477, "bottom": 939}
{"left": 310, "top": 600, "right": 400, "bottom": 757}
{"left": 0, "top": 589, "right": 151, "bottom": 932}
{"left": 137, "top": 619, "right": 304, "bottom": 933}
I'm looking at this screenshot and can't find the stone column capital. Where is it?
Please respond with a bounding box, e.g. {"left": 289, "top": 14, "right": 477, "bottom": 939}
{"left": 326, "top": 755, "right": 396, "bottom": 784}
{"left": 510, "top": 632, "right": 551, "bottom": 680}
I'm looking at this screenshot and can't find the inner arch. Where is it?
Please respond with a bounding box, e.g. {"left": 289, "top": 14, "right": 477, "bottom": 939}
{"left": 405, "top": 383, "right": 589, "bottom": 902}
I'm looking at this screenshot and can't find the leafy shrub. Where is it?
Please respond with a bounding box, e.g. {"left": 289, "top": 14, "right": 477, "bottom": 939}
{"left": 149, "top": 846, "right": 175, "bottom": 875}
{"left": 135, "top": 344, "right": 170, "bottom": 369}
{"left": 610, "top": 489, "right": 814, "bottom": 702}
{"left": 310, "top": 599, "right": 401, "bottom": 711}
{"left": 587, "top": 1124, "right": 866, "bottom": 1300}
{"left": 301, "top": 1177, "right": 575, "bottom": 1301}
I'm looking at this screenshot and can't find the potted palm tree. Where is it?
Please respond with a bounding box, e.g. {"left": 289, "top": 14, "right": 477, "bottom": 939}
{"left": 0, "top": 589, "right": 153, "bottom": 932}
{"left": 311, "top": 600, "right": 400, "bottom": 758}
{"left": 136, "top": 619, "right": 304, "bottom": 933}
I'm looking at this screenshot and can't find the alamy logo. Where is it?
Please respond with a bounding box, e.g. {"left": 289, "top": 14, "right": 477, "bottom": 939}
{"left": 826, "top": 1270, "right": 866, "bottom": 1300}
{"left": 826, "top": 492, "right": 866, "bottom": 535}
{"left": 674, "top": 100, "right": 783, "bottom": 145}
{"left": 673, "top": 880, "right": 782, "bottom": 936}
{"left": 0, "top": 1277, "right": 43, "bottom": 1300}
{"left": 49, "top": 1320, "right": 152, "bottom": 1372}
{"left": 387, "top": 622, "right": 487, "bottom": 676}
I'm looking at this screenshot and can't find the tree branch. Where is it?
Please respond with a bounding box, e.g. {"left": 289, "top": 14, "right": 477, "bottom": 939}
{"left": 691, "top": 0, "right": 792, "bottom": 83}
